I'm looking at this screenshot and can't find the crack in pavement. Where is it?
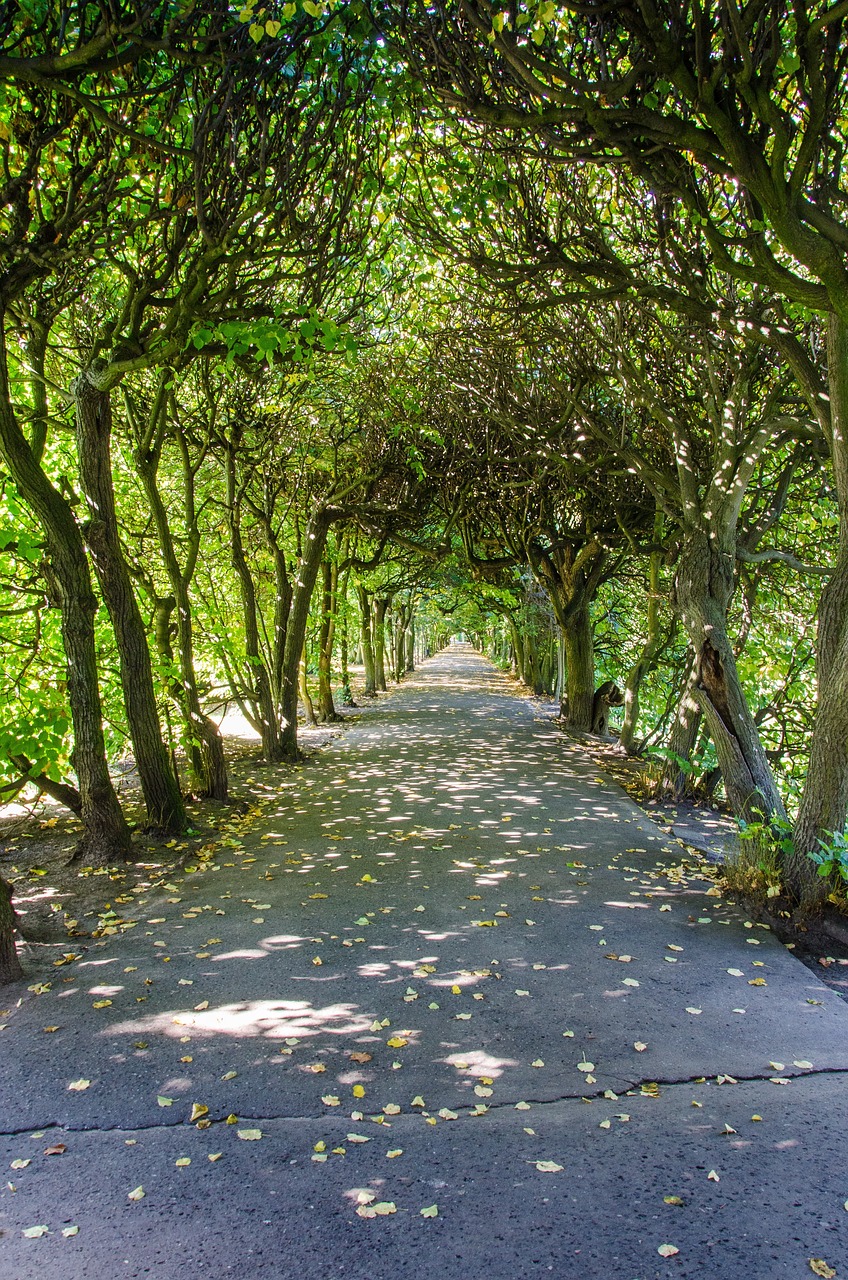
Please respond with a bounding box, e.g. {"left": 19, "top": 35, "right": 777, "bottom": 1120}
{"left": 4, "top": 1066, "right": 848, "bottom": 1138}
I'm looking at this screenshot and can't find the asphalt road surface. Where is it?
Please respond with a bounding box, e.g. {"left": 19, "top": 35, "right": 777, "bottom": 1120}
{"left": 1, "top": 646, "right": 846, "bottom": 1279}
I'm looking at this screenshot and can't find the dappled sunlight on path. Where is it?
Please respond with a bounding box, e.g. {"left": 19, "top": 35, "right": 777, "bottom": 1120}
{"left": 2, "top": 644, "right": 847, "bottom": 1277}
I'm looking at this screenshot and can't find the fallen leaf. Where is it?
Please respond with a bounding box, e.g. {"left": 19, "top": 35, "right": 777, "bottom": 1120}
{"left": 62, "top": 1225, "right": 79, "bottom": 1236}
{"left": 350, "top": 1051, "right": 373, "bottom": 1063}
{"left": 189, "top": 1103, "right": 208, "bottom": 1122}
{"left": 534, "top": 1160, "right": 563, "bottom": 1173}
{"left": 664, "top": 1196, "right": 684, "bottom": 1206}
{"left": 92, "top": 1000, "right": 112, "bottom": 1009}
{"left": 67, "top": 1079, "right": 91, "bottom": 1092}
{"left": 420, "top": 1204, "right": 438, "bottom": 1218}
{"left": 386, "top": 1148, "right": 403, "bottom": 1158}
{"left": 43, "top": 1144, "right": 66, "bottom": 1156}
{"left": 685, "top": 1007, "right": 702, "bottom": 1015}
{"left": 175, "top": 1157, "right": 191, "bottom": 1167}
{"left": 22, "top": 1225, "right": 49, "bottom": 1237}
{"left": 577, "top": 1061, "right": 594, "bottom": 1072}
{"left": 157, "top": 1096, "right": 174, "bottom": 1107}
{"left": 127, "top": 1186, "right": 145, "bottom": 1201}
{"left": 657, "top": 1243, "right": 679, "bottom": 1258}
{"left": 208, "top": 1153, "right": 222, "bottom": 1162}
{"left": 386, "top": 1038, "right": 407, "bottom": 1049}
{"left": 622, "top": 978, "right": 640, "bottom": 987}
{"left": 237, "top": 1129, "right": 262, "bottom": 1141}
{"left": 321, "top": 1095, "right": 340, "bottom": 1107}
{"left": 10, "top": 1159, "right": 30, "bottom": 1170}
{"left": 809, "top": 1262, "right": 836, "bottom": 1279}
{"left": 707, "top": 1170, "right": 720, "bottom": 1182}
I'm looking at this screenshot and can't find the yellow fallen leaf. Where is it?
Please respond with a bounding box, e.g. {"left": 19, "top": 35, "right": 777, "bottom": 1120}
{"left": 92, "top": 1000, "right": 112, "bottom": 1009}
{"left": 383, "top": 1103, "right": 401, "bottom": 1115}
{"left": 352, "top": 1085, "right": 365, "bottom": 1098}
{"left": 411, "top": 1096, "right": 425, "bottom": 1107}
{"left": 22, "top": 1225, "right": 49, "bottom": 1237}
{"left": 175, "top": 1157, "right": 191, "bottom": 1167}
{"left": 748, "top": 978, "right": 767, "bottom": 986}
{"left": 321, "top": 1095, "right": 340, "bottom": 1106}
{"left": 707, "top": 1170, "right": 720, "bottom": 1182}
{"left": 221, "top": 1071, "right": 237, "bottom": 1081}
{"left": 189, "top": 1103, "right": 208, "bottom": 1123}
{"left": 657, "top": 1243, "right": 679, "bottom": 1257}
{"left": 664, "top": 1196, "right": 684, "bottom": 1206}
{"left": 237, "top": 1129, "right": 262, "bottom": 1140}
{"left": 68, "top": 1078, "right": 91, "bottom": 1092}
{"left": 634, "top": 1042, "right": 648, "bottom": 1052}
{"left": 208, "top": 1153, "right": 222, "bottom": 1162}
{"left": 386, "top": 1148, "right": 403, "bottom": 1158}
{"left": 809, "top": 1262, "right": 836, "bottom": 1279}
{"left": 420, "top": 1204, "right": 438, "bottom": 1217}
{"left": 62, "top": 1226, "right": 79, "bottom": 1237}
{"left": 11, "top": 1159, "right": 30, "bottom": 1170}
{"left": 127, "top": 1187, "right": 145, "bottom": 1201}
{"left": 534, "top": 1161, "right": 563, "bottom": 1172}
{"left": 194, "top": 1000, "right": 210, "bottom": 1010}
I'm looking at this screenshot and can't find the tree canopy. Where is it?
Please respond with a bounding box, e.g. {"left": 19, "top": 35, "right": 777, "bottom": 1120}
{"left": 2, "top": 0, "right": 848, "bottom": 980}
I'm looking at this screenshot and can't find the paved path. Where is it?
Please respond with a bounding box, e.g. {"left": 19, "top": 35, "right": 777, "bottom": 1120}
{"left": 2, "top": 647, "right": 847, "bottom": 1279}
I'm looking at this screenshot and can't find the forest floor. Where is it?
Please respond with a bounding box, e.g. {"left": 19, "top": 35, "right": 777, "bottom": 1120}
{"left": 1, "top": 647, "right": 848, "bottom": 1278}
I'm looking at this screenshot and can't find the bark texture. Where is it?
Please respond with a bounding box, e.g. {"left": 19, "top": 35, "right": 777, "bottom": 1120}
{"left": 75, "top": 372, "right": 186, "bottom": 831}
{"left": 0, "top": 875, "right": 23, "bottom": 985}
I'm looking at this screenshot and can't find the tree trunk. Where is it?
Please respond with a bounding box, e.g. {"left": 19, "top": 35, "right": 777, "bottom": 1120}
{"left": 620, "top": 535, "right": 664, "bottom": 754}
{"left": 74, "top": 373, "right": 186, "bottom": 831}
{"left": 405, "top": 616, "right": 415, "bottom": 672}
{"left": 0, "top": 334, "right": 130, "bottom": 865}
{"left": 0, "top": 875, "right": 23, "bottom": 985}
{"left": 357, "top": 585, "right": 377, "bottom": 696}
{"left": 373, "top": 597, "right": 388, "bottom": 692}
{"left": 226, "top": 451, "right": 282, "bottom": 761}
{"left": 656, "top": 660, "right": 702, "bottom": 800}
{"left": 138, "top": 461, "right": 228, "bottom": 801}
{"left": 316, "top": 557, "right": 340, "bottom": 722}
{"left": 789, "top": 315, "right": 848, "bottom": 903}
{"left": 562, "top": 607, "right": 595, "bottom": 730}
{"left": 279, "top": 510, "right": 334, "bottom": 761}
{"left": 675, "top": 527, "right": 785, "bottom": 824}
{"left": 507, "top": 617, "right": 525, "bottom": 682}
{"left": 299, "top": 644, "right": 317, "bottom": 726}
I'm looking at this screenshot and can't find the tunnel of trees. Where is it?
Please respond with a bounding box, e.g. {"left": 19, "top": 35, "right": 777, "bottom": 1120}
{"left": 2, "top": 0, "right": 848, "bottom": 981}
